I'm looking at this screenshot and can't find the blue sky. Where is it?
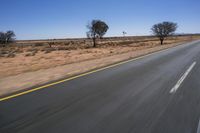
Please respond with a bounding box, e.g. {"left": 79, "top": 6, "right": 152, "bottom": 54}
{"left": 0, "top": 0, "right": 200, "bottom": 40}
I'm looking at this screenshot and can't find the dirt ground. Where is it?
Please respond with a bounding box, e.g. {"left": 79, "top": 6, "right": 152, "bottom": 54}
{"left": 0, "top": 36, "right": 197, "bottom": 78}
{"left": 0, "top": 35, "right": 200, "bottom": 97}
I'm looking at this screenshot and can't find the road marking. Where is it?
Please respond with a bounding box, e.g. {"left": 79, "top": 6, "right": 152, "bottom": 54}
{"left": 170, "top": 62, "right": 196, "bottom": 94}
{"left": 197, "top": 119, "right": 200, "bottom": 133}
{"left": 0, "top": 44, "right": 188, "bottom": 102}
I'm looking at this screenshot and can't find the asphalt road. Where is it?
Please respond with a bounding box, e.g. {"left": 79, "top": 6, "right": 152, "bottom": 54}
{"left": 1, "top": 41, "right": 200, "bottom": 133}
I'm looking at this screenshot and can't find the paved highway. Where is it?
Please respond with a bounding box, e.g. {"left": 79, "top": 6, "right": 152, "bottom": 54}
{"left": 0, "top": 41, "right": 200, "bottom": 133}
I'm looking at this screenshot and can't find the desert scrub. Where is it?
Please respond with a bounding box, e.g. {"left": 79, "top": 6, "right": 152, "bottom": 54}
{"left": 44, "top": 47, "right": 56, "bottom": 53}
{"left": 6, "top": 52, "right": 16, "bottom": 58}
{"left": 56, "top": 47, "right": 69, "bottom": 51}
{"left": 25, "top": 52, "right": 36, "bottom": 57}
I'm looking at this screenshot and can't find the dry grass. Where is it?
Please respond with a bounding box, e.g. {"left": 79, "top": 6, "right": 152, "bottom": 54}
{"left": 0, "top": 35, "right": 199, "bottom": 78}
{"left": 0, "top": 35, "right": 200, "bottom": 96}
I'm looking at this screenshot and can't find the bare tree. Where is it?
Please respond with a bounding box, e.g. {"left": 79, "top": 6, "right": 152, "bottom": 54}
{"left": 86, "top": 20, "right": 109, "bottom": 47}
{"left": 151, "top": 22, "right": 177, "bottom": 45}
{"left": 6, "top": 31, "right": 16, "bottom": 43}
{"left": 0, "top": 31, "right": 16, "bottom": 46}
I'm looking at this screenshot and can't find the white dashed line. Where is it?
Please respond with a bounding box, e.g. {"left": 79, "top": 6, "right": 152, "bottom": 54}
{"left": 170, "top": 61, "right": 196, "bottom": 94}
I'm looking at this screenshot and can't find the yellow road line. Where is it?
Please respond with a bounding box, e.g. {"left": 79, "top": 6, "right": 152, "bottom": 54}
{"left": 0, "top": 46, "right": 175, "bottom": 102}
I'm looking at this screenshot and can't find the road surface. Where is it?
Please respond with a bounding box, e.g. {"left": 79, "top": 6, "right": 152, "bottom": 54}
{"left": 0, "top": 41, "right": 200, "bottom": 133}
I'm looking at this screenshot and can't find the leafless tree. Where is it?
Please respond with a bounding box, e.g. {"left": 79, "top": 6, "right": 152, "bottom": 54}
{"left": 86, "top": 20, "right": 109, "bottom": 47}
{"left": 151, "top": 22, "right": 177, "bottom": 45}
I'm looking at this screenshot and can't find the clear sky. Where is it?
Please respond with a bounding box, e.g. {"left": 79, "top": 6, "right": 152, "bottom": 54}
{"left": 0, "top": 0, "right": 200, "bottom": 40}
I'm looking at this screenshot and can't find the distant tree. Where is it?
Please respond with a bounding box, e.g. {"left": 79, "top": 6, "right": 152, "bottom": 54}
{"left": 122, "top": 31, "right": 127, "bottom": 37}
{"left": 151, "top": 22, "right": 177, "bottom": 45}
{"left": 0, "top": 32, "right": 6, "bottom": 45}
{"left": 0, "top": 31, "right": 16, "bottom": 46}
{"left": 86, "top": 20, "right": 109, "bottom": 47}
{"left": 5, "top": 31, "right": 16, "bottom": 43}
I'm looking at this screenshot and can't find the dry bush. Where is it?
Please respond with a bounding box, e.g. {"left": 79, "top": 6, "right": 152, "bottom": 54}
{"left": 0, "top": 50, "right": 9, "bottom": 55}
{"left": 0, "top": 48, "right": 18, "bottom": 58}
{"left": 56, "top": 47, "right": 69, "bottom": 51}
{"left": 44, "top": 47, "right": 56, "bottom": 53}
{"left": 118, "top": 41, "right": 134, "bottom": 46}
{"left": 12, "top": 48, "right": 24, "bottom": 54}
{"left": 6, "top": 52, "right": 16, "bottom": 58}
{"left": 0, "top": 51, "right": 7, "bottom": 57}
{"left": 47, "top": 42, "right": 55, "bottom": 47}
{"left": 34, "top": 43, "right": 45, "bottom": 47}
{"left": 44, "top": 50, "right": 51, "bottom": 54}
{"left": 63, "top": 42, "right": 71, "bottom": 46}
{"left": 0, "top": 54, "right": 4, "bottom": 57}
{"left": 26, "top": 48, "right": 38, "bottom": 52}
{"left": 25, "top": 52, "right": 36, "bottom": 57}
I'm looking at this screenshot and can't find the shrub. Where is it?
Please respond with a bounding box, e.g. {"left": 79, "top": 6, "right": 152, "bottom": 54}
{"left": 7, "top": 52, "right": 16, "bottom": 58}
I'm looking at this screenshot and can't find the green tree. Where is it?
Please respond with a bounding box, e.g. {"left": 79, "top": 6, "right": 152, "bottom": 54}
{"left": 87, "top": 20, "right": 109, "bottom": 47}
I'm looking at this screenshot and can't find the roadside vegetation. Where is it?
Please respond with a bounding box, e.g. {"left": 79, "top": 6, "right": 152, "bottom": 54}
{"left": 0, "top": 35, "right": 199, "bottom": 77}
{"left": 0, "top": 20, "right": 200, "bottom": 77}
{"left": 0, "top": 20, "right": 179, "bottom": 48}
{"left": 0, "top": 21, "right": 200, "bottom": 96}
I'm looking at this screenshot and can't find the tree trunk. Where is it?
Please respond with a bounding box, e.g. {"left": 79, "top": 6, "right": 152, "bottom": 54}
{"left": 160, "top": 38, "right": 164, "bottom": 45}
{"left": 93, "top": 37, "right": 96, "bottom": 47}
